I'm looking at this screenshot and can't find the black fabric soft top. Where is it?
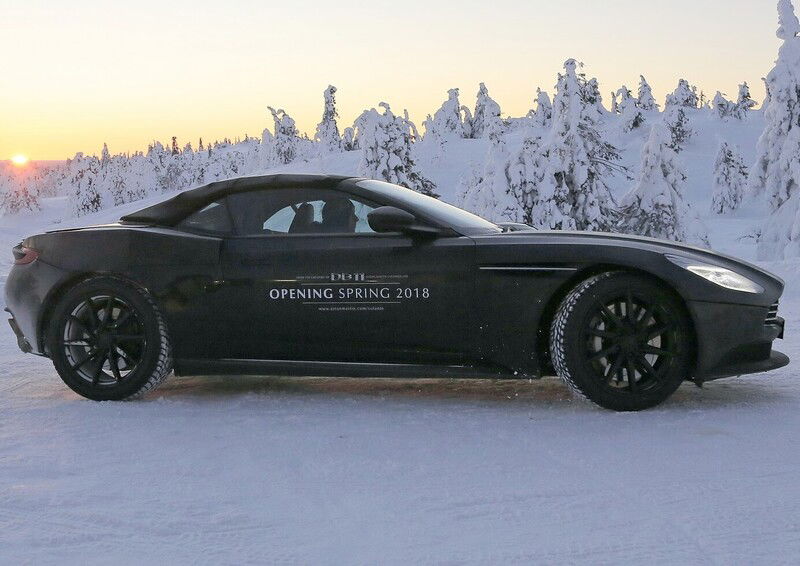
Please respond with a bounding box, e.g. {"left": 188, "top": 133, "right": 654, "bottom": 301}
{"left": 120, "top": 174, "right": 357, "bottom": 226}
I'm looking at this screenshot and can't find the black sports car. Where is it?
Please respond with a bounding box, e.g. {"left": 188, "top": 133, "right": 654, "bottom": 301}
{"left": 4, "top": 174, "right": 789, "bottom": 411}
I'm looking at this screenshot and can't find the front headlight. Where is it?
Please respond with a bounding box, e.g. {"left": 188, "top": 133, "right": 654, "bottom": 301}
{"left": 665, "top": 255, "right": 764, "bottom": 294}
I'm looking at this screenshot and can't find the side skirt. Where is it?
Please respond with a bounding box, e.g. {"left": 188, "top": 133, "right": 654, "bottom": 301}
{"left": 174, "top": 358, "right": 518, "bottom": 379}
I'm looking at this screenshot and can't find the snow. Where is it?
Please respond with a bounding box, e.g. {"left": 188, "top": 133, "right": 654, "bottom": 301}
{"left": 2, "top": 193, "right": 800, "bottom": 563}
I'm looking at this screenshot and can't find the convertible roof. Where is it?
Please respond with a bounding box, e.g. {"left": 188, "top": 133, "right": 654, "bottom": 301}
{"left": 120, "top": 174, "right": 357, "bottom": 226}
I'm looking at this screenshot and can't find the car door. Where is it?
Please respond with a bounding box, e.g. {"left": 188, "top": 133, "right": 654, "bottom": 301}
{"left": 213, "top": 186, "right": 478, "bottom": 365}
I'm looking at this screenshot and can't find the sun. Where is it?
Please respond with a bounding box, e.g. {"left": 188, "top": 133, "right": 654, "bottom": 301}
{"left": 11, "top": 154, "right": 29, "bottom": 166}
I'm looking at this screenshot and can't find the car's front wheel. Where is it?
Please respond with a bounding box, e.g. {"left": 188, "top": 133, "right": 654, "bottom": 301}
{"left": 550, "top": 271, "right": 693, "bottom": 411}
{"left": 46, "top": 276, "right": 173, "bottom": 401}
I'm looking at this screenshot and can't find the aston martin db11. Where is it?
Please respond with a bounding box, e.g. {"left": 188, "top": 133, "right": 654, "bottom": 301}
{"left": 5, "top": 174, "right": 789, "bottom": 410}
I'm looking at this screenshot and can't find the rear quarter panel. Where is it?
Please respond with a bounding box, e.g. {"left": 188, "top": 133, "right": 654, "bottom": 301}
{"left": 25, "top": 226, "right": 223, "bottom": 359}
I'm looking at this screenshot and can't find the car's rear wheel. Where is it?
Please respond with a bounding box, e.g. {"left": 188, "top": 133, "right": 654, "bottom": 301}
{"left": 46, "top": 277, "right": 173, "bottom": 400}
{"left": 550, "top": 271, "right": 693, "bottom": 411}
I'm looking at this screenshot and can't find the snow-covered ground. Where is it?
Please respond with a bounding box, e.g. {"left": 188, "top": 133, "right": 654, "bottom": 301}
{"left": 2, "top": 197, "right": 800, "bottom": 564}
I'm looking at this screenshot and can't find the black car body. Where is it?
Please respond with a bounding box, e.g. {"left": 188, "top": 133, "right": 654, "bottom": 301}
{"left": 4, "top": 175, "right": 789, "bottom": 409}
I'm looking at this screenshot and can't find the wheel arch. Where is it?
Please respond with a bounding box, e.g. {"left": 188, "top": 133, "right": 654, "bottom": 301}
{"left": 536, "top": 264, "right": 698, "bottom": 378}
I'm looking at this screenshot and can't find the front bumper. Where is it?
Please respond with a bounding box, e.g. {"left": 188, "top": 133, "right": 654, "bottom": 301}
{"left": 690, "top": 300, "right": 789, "bottom": 382}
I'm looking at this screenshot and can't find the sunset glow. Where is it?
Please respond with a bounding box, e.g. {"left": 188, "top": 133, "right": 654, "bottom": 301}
{"left": 11, "top": 155, "right": 29, "bottom": 166}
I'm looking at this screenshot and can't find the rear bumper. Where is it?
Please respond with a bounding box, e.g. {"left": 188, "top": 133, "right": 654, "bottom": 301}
{"left": 690, "top": 300, "right": 789, "bottom": 382}
{"left": 4, "top": 260, "right": 73, "bottom": 356}
{"left": 6, "top": 309, "right": 33, "bottom": 353}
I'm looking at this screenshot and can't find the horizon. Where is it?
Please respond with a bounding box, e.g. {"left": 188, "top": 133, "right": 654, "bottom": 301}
{"left": 0, "top": 0, "right": 783, "bottom": 161}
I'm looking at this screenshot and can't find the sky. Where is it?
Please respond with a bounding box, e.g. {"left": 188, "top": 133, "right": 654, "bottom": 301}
{"left": 0, "top": 0, "right": 785, "bottom": 160}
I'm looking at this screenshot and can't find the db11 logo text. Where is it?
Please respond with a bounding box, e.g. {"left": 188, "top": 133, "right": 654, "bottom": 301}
{"left": 330, "top": 273, "right": 366, "bottom": 282}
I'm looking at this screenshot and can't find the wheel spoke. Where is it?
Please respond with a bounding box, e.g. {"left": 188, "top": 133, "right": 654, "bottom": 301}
{"left": 641, "top": 344, "right": 673, "bottom": 357}
{"left": 646, "top": 322, "right": 674, "bottom": 340}
{"left": 71, "top": 348, "right": 100, "bottom": 371}
{"left": 85, "top": 298, "right": 100, "bottom": 331}
{"left": 101, "top": 296, "right": 115, "bottom": 329}
{"left": 109, "top": 349, "right": 122, "bottom": 381}
{"left": 113, "top": 309, "right": 132, "bottom": 330}
{"left": 634, "top": 352, "right": 657, "bottom": 379}
{"left": 600, "top": 303, "right": 623, "bottom": 327}
{"left": 590, "top": 343, "right": 621, "bottom": 362}
{"left": 626, "top": 358, "right": 638, "bottom": 392}
{"left": 61, "top": 339, "right": 91, "bottom": 346}
{"left": 605, "top": 354, "right": 625, "bottom": 383}
{"left": 68, "top": 315, "right": 91, "bottom": 336}
{"left": 636, "top": 306, "right": 653, "bottom": 329}
{"left": 117, "top": 347, "right": 136, "bottom": 369}
{"left": 92, "top": 350, "right": 108, "bottom": 385}
{"left": 626, "top": 291, "right": 636, "bottom": 323}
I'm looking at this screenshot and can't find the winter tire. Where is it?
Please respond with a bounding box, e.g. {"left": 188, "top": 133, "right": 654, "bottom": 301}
{"left": 46, "top": 276, "right": 173, "bottom": 401}
{"left": 550, "top": 271, "right": 693, "bottom": 411}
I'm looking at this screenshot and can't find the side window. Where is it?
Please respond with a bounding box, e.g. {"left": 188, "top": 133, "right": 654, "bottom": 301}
{"left": 178, "top": 201, "right": 232, "bottom": 234}
{"left": 227, "top": 188, "right": 379, "bottom": 236}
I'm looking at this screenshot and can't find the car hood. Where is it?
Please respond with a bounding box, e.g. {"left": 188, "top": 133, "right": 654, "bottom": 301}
{"left": 484, "top": 230, "right": 784, "bottom": 287}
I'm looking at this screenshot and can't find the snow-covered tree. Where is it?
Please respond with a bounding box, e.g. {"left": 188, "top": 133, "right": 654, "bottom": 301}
{"left": 268, "top": 106, "right": 300, "bottom": 164}
{"left": 617, "top": 124, "right": 708, "bottom": 245}
{"left": 665, "top": 108, "right": 693, "bottom": 153}
{"left": 712, "top": 91, "right": 735, "bottom": 119}
{"left": 342, "top": 127, "right": 356, "bottom": 151}
{"left": 528, "top": 88, "right": 553, "bottom": 129}
{"left": 751, "top": 0, "right": 800, "bottom": 209}
{"left": 534, "top": 59, "right": 622, "bottom": 230}
{"left": 70, "top": 154, "right": 104, "bottom": 216}
{"left": 754, "top": 0, "right": 800, "bottom": 258}
{"left": 637, "top": 75, "right": 659, "bottom": 111}
{"left": 583, "top": 78, "right": 606, "bottom": 117}
{"left": 314, "top": 85, "right": 341, "bottom": 152}
{"left": 425, "top": 88, "right": 465, "bottom": 140}
{"left": 732, "top": 82, "right": 757, "bottom": 118}
{"left": 615, "top": 86, "right": 645, "bottom": 131}
{"left": 458, "top": 128, "right": 517, "bottom": 221}
{"left": 470, "top": 83, "right": 503, "bottom": 138}
{"left": 665, "top": 79, "right": 699, "bottom": 109}
{"left": 358, "top": 102, "right": 437, "bottom": 196}
{"left": 710, "top": 141, "right": 748, "bottom": 214}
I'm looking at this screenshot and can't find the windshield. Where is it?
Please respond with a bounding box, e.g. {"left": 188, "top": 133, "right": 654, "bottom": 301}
{"left": 356, "top": 180, "right": 502, "bottom": 235}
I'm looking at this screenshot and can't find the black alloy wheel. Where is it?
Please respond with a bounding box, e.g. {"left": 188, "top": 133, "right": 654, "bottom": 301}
{"left": 47, "top": 277, "right": 173, "bottom": 400}
{"left": 551, "top": 271, "right": 694, "bottom": 411}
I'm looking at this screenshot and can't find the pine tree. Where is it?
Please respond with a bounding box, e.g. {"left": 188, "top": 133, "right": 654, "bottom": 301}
{"left": 268, "top": 106, "right": 300, "bottom": 164}
{"left": 470, "top": 83, "right": 503, "bottom": 138}
{"left": 171, "top": 136, "right": 180, "bottom": 155}
{"left": 460, "top": 105, "right": 474, "bottom": 138}
{"left": 535, "top": 59, "right": 623, "bottom": 231}
{"left": 314, "top": 85, "right": 341, "bottom": 152}
{"left": 712, "top": 91, "right": 734, "bottom": 119}
{"left": 617, "top": 124, "right": 708, "bottom": 245}
{"left": 665, "top": 79, "right": 699, "bottom": 109}
{"left": 358, "top": 102, "right": 437, "bottom": 196}
{"left": 665, "top": 108, "right": 693, "bottom": 153}
{"left": 529, "top": 88, "right": 553, "bottom": 129}
{"left": 637, "top": 75, "right": 659, "bottom": 111}
{"left": 751, "top": 0, "right": 800, "bottom": 209}
{"left": 733, "top": 82, "right": 757, "bottom": 118}
{"left": 754, "top": 0, "right": 800, "bottom": 258}
{"left": 341, "top": 127, "right": 356, "bottom": 151}
{"left": 71, "top": 154, "right": 104, "bottom": 216}
{"left": 616, "top": 86, "right": 645, "bottom": 131}
{"left": 425, "top": 88, "right": 464, "bottom": 140}
{"left": 458, "top": 129, "right": 518, "bottom": 221}
{"left": 710, "top": 141, "right": 748, "bottom": 214}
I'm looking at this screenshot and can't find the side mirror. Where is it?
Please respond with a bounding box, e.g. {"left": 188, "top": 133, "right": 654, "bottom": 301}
{"left": 367, "top": 206, "right": 440, "bottom": 237}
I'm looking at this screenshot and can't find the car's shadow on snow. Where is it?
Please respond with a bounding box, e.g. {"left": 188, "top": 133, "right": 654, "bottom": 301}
{"left": 146, "top": 374, "right": 793, "bottom": 411}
